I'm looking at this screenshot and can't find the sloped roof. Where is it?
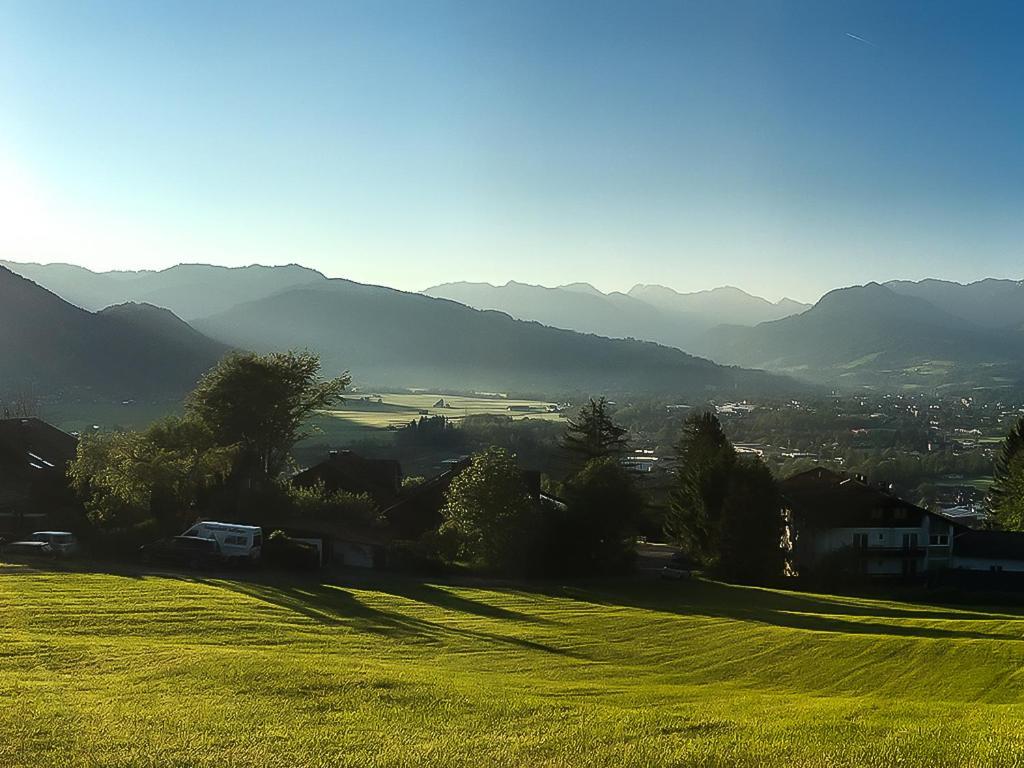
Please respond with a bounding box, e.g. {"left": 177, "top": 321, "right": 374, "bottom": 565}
{"left": 0, "top": 418, "right": 78, "bottom": 470}
{"left": 381, "top": 459, "right": 471, "bottom": 540}
{"left": 293, "top": 450, "right": 402, "bottom": 502}
{"left": 781, "top": 466, "right": 931, "bottom": 528}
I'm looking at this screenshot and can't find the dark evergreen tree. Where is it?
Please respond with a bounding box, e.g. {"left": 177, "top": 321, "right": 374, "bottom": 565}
{"left": 991, "top": 417, "right": 1024, "bottom": 530}
{"left": 716, "top": 458, "right": 785, "bottom": 583}
{"left": 562, "top": 397, "right": 629, "bottom": 462}
{"left": 664, "top": 411, "right": 736, "bottom": 561}
{"left": 552, "top": 457, "right": 643, "bottom": 575}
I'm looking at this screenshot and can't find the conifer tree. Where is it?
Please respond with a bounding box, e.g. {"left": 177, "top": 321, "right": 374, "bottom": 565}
{"left": 562, "top": 397, "right": 629, "bottom": 462}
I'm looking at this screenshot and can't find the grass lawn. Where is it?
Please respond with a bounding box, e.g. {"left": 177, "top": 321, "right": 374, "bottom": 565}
{"left": 3, "top": 567, "right": 1024, "bottom": 766}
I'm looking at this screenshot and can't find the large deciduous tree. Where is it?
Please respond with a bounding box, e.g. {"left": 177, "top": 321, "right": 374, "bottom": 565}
{"left": 68, "top": 416, "right": 236, "bottom": 534}
{"left": 186, "top": 351, "right": 349, "bottom": 481}
{"left": 562, "top": 397, "right": 629, "bottom": 462}
{"left": 440, "top": 447, "right": 538, "bottom": 573}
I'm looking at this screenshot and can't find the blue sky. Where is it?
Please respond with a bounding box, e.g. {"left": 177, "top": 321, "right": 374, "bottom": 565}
{"left": 1, "top": 0, "right": 1022, "bottom": 302}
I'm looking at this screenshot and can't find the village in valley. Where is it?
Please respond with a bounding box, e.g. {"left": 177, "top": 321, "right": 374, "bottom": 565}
{"left": 4, "top": 381, "right": 1024, "bottom": 583}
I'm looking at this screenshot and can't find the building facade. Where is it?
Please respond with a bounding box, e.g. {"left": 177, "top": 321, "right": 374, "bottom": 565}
{"left": 782, "top": 467, "right": 955, "bottom": 577}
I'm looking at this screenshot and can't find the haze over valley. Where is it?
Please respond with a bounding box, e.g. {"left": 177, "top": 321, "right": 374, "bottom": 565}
{"left": 3, "top": 259, "right": 1023, "bottom": 401}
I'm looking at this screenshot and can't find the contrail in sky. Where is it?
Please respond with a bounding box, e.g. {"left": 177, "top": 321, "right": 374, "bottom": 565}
{"left": 845, "top": 32, "right": 878, "bottom": 47}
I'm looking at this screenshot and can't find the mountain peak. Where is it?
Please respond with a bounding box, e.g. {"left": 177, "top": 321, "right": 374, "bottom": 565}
{"left": 558, "top": 282, "right": 605, "bottom": 296}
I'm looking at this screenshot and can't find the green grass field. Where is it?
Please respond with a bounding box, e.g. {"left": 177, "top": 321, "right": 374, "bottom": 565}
{"left": 3, "top": 566, "right": 1024, "bottom": 767}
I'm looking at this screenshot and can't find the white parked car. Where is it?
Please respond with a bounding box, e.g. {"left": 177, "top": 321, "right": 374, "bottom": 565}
{"left": 181, "top": 522, "right": 263, "bottom": 561}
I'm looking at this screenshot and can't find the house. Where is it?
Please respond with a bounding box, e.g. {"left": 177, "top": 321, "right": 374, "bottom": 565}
{"left": 293, "top": 450, "right": 402, "bottom": 505}
{"left": 381, "top": 459, "right": 471, "bottom": 540}
{"left": 0, "top": 418, "right": 80, "bottom": 537}
{"left": 951, "top": 530, "right": 1024, "bottom": 573}
{"left": 782, "top": 467, "right": 955, "bottom": 577}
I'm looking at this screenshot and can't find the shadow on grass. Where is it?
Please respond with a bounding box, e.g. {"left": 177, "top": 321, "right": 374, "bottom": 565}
{"left": 370, "top": 580, "right": 551, "bottom": 624}
{"left": 214, "top": 579, "right": 576, "bottom": 657}
{"left": 17, "top": 558, "right": 1024, "bottom": 644}
{"left": 544, "top": 579, "right": 1024, "bottom": 642}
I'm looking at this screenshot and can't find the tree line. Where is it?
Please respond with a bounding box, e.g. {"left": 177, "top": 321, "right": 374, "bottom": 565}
{"left": 69, "top": 347, "right": 1024, "bottom": 581}
{"left": 69, "top": 351, "right": 357, "bottom": 548}
{"left": 436, "top": 397, "right": 786, "bottom": 581}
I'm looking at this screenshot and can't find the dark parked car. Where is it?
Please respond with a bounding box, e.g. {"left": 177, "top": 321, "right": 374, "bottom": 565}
{"left": 2, "top": 539, "right": 54, "bottom": 558}
{"left": 661, "top": 552, "right": 698, "bottom": 580}
{"left": 140, "top": 536, "right": 224, "bottom": 569}
{"left": 27, "top": 531, "right": 79, "bottom": 557}
{"left": 262, "top": 532, "right": 320, "bottom": 571}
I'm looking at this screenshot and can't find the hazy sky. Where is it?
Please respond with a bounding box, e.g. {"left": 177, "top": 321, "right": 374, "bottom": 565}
{"left": 1, "top": 1, "right": 1022, "bottom": 302}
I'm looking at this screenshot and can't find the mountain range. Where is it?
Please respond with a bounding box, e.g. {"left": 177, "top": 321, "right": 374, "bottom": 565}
{"left": 0, "top": 263, "right": 794, "bottom": 400}
{"left": 423, "top": 281, "right": 809, "bottom": 349}
{"left": 0, "top": 261, "right": 325, "bottom": 320}
{"left": 883, "top": 278, "right": 1024, "bottom": 329}
{"left": 191, "top": 279, "right": 794, "bottom": 396}
{"left": 4, "top": 259, "right": 1023, "bottom": 396}
{"left": 0, "top": 267, "right": 227, "bottom": 399}
{"left": 695, "top": 282, "right": 1024, "bottom": 390}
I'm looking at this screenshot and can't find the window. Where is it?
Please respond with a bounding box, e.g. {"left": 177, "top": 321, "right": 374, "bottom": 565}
{"left": 929, "top": 534, "right": 949, "bottom": 546}
{"left": 224, "top": 535, "right": 248, "bottom": 546}
{"left": 853, "top": 533, "right": 868, "bottom": 549}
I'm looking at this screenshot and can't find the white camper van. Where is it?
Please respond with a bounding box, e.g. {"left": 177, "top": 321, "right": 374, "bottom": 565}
{"left": 182, "top": 522, "right": 263, "bottom": 561}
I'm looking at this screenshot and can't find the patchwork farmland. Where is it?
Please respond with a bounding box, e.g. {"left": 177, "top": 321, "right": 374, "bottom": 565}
{"left": 315, "top": 391, "right": 564, "bottom": 431}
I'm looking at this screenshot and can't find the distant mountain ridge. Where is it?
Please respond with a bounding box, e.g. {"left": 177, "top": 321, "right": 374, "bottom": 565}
{"left": 885, "top": 277, "right": 1024, "bottom": 329}
{"left": 627, "top": 284, "right": 809, "bottom": 326}
{"left": 422, "top": 280, "right": 809, "bottom": 350}
{"left": 7, "top": 259, "right": 1023, "bottom": 395}
{"left": 0, "top": 261, "right": 326, "bottom": 320}
{"left": 0, "top": 262, "right": 799, "bottom": 398}
{"left": 193, "top": 279, "right": 799, "bottom": 397}
{"left": 0, "top": 267, "right": 227, "bottom": 398}
{"left": 422, "top": 280, "right": 694, "bottom": 349}
{"left": 694, "top": 282, "right": 1024, "bottom": 390}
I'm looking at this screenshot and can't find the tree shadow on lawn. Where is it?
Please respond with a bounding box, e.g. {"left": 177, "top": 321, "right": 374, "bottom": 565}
{"left": 214, "top": 579, "right": 578, "bottom": 657}
{"left": 367, "top": 579, "right": 553, "bottom": 625}
{"left": 540, "top": 579, "right": 1024, "bottom": 642}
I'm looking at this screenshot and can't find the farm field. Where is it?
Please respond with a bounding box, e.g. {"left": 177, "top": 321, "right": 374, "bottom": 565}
{"left": 4, "top": 567, "right": 1024, "bottom": 766}
{"left": 37, "top": 392, "right": 563, "bottom": 459}
{"left": 315, "top": 391, "right": 564, "bottom": 431}
{"left": 41, "top": 400, "right": 181, "bottom": 435}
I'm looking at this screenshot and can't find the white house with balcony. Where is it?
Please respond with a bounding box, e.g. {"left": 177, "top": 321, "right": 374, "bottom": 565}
{"left": 782, "top": 467, "right": 955, "bottom": 577}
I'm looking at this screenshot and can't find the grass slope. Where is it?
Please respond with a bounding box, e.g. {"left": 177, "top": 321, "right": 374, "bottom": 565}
{"left": 2, "top": 567, "right": 1024, "bottom": 766}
